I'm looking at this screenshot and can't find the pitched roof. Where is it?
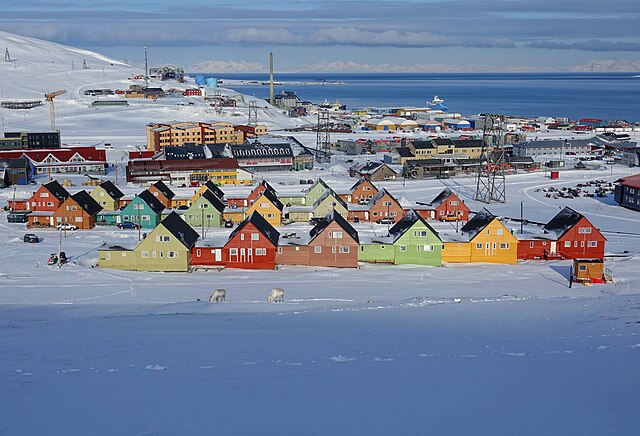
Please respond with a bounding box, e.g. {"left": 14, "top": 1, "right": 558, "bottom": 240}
{"left": 313, "top": 189, "right": 349, "bottom": 210}
{"left": 309, "top": 177, "right": 331, "bottom": 193}
{"left": 200, "top": 189, "right": 226, "bottom": 213}
{"left": 368, "top": 187, "right": 400, "bottom": 207}
{"left": 429, "top": 188, "right": 454, "bottom": 208}
{"left": 258, "top": 187, "right": 284, "bottom": 211}
{"left": 309, "top": 209, "right": 359, "bottom": 244}
{"left": 615, "top": 174, "right": 640, "bottom": 190}
{"left": 71, "top": 190, "right": 102, "bottom": 216}
{"left": 43, "top": 180, "right": 70, "bottom": 202}
{"left": 460, "top": 208, "right": 496, "bottom": 239}
{"left": 543, "top": 206, "right": 585, "bottom": 239}
{"left": 152, "top": 180, "right": 175, "bottom": 199}
{"left": 203, "top": 180, "right": 225, "bottom": 200}
{"left": 411, "top": 140, "right": 436, "bottom": 150}
{"left": 137, "top": 189, "right": 165, "bottom": 214}
{"left": 349, "top": 177, "right": 378, "bottom": 193}
{"left": 160, "top": 211, "right": 199, "bottom": 249}
{"left": 389, "top": 209, "right": 441, "bottom": 243}
{"left": 99, "top": 180, "right": 124, "bottom": 200}
{"left": 229, "top": 211, "right": 280, "bottom": 247}
{"left": 260, "top": 180, "right": 278, "bottom": 196}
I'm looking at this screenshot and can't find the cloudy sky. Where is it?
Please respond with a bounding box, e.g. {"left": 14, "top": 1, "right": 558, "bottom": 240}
{"left": 1, "top": 0, "right": 639, "bottom": 72}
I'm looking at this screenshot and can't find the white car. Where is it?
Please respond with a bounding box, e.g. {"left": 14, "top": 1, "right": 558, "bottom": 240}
{"left": 56, "top": 223, "right": 78, "bottom": 231}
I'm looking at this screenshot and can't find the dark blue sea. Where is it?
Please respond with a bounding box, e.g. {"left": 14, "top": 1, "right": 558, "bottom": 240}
{"left": 199, "top": 73, "right": 640, "bottom": 122}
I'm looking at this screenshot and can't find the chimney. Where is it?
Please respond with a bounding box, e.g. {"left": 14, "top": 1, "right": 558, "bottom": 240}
{"left": 269, "top": 52, "right": 274, "bottom": 106}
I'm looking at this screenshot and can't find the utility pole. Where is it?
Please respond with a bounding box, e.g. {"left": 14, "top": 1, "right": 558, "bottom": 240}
{"left": 144, "top": 45, "right": 149, "bottom": 89}
{"left": 316, "top": 109, "right": 330, "bottom": 163}
{"left": 248, "top": 100, "right": 258, "bottom": 126}
{"left": 475, "top": 114, "right": 506, "bottom": 203}
{"left": 269, "top": 52, "right": 274, "bottom": 106}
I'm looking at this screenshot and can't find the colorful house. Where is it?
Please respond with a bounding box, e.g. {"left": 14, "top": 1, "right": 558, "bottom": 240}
{"left": 118, "top": 189, "right": 165, "bottom": 229}
{"left": 190, "top": 180, "right": 225, "bottom": 205}
{"left": 442, "top": 209, "right": 519, "bottom": 264}
{"left": 149, "top": 180, "right": 175, "bottom": 208}
{"left": 51, "top": 190, "right": 102, "bottom": 230}
{"left": 181, "top": 189, "right": 226, "bottom": 230}
{"left": 359, "top": 210, "right": 442, "bottom": 266}
{"left": 227, "top": 180, "right": 273, "bottom": 208}
{"left": 285, "top": 189, "right": 350, "bottom": 224}
{"left": 428, "top": 188, "right": 469, "bottom": 222}
{"left": 224, "top": 211, "right": 280, "bottom": 270}
{"left": 339, "top": 177, "right": 379, "bottom": 204}
{"left": 245, "top": 188, "right": 284, "bottom": 226}
{"left": 517, "top": 207, "right": 606, "bottom": 260}
{"left": 349, "top": 188, "right": 404, "bottom": 223}
{"left": 307, "top": 210, "right": 360, "bottom": 268}
{"left": 26, "top": 180, "right": 69, "bottom": 212}
{"left": 90, "top": 180, "right": 124, "bottom": 211}
{"left": 98, "top": 211, "right": 200, "bottom": 272}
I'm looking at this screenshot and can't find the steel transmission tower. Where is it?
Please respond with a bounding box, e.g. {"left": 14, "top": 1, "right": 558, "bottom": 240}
{"left": 316, "top": 109, "right": 331, "bottom": 162}
{"left": 248, "top": 100, "right": 258, "bottom": 126}
{"left": 475, "top": 114, "right": 507, "bottom": 203}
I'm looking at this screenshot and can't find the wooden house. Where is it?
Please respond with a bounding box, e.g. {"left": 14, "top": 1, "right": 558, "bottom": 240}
{"left": 149, "top": 180, "right": 175, "bottom": 208}
{"left": 189, "top": 180, "right": 225, "bottom": 205}
{"left": 349, "top": 188, "right": 404, "bottom": 223}
{"left": 428, "top": 188, "right": 469, "bottom": 222}
{"left": 571, "top": 258, "right": 608, "bottom": 284}
{"left": 26, "top": 180, "right": 69, "bottom": 212}
{"left": 245, "top": 188, "right": 284, "bottom": 226}
{"left": 349, "top": 161, "right": 398, "bottom": 182}
{"left": 90, "top": 180, "right": 124, "bottom": 211}
{"left": 118, "top": 190, "right": 165, "bottom": 229}
{"left": 517, "top": 207, "right": 606, "bottom": 260}
{"left": 181, "top": 189, "right": 226, "bottom": 230}
{"left": 307, "top": 210, "right": 360, "bottom": 268}
{"left": 358, "top": 210, "right": 442, "bottom": 266}
{"left": 98, "top": 211, "right": 199, "bottom": 272}
{"left": 223, "top": 211, "right": 280, "bottom": 269}
{"left": 442, "top": 208, "right": 519, "bottom": 264}
{"left": 339, "top": 177, "right": 379, "bottom": 204}
{"left": 52, "top": 190, "right": 102, "bottom": 230}
{"left": 227, "top": 180, "right": 273, "bottom": 208}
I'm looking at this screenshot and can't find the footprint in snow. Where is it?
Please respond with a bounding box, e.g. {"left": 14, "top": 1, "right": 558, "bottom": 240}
{"left": 456, "top": 354, "right": 478, "bottom": 358}
{"left": 145, "top": 364, "right": 166, "bottom": 371}
{"left": 418, "top": 354, "right": 435, "bottom": 358}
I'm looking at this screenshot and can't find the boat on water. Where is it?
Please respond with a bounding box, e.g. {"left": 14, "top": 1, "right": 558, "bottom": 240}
{"left": 319, "top": 99, "right": 347, "bottom": 111}
{"left": 427, "top": 95, "right": 449, "bottom": 112}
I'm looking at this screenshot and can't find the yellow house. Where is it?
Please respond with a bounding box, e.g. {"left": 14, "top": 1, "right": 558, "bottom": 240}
{"left": 223, "top": 207, "right": 248, "bottom": 225}
{"left": 442, "top": 209, "right": 518, "bottom": 264}
{"left": 190, "top": 181, "right": 225, "bottom": 205}
{"left": 90, "top": 180, "right": 124, "bottom": 211}
{"left": 245, "top": 189, "right": 284, "bottom": 226}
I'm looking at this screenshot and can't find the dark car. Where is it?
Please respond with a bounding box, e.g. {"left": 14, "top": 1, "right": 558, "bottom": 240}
{"left": 23, "top": 233, "right": 39, "bottom": 243}
{"left": 224, "top": 220, "right": 234, "bottom": 228}
{"left": 117, "top": 221, "right": 139, "bottom": 229}
{"left": 376, "top": 218, "right": 395, "bottom": 224}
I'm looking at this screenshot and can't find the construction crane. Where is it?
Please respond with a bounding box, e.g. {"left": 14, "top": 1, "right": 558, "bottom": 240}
{"left": 44, "top": 89, "right": 67, "bottom": 131}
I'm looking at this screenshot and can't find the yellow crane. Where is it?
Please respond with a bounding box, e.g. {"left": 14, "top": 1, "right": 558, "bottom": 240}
{"left": 44, "top": 89, "right": 67, "bottom": 131}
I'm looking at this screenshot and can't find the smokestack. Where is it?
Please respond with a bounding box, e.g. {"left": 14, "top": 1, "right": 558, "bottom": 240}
{"left": 269, "top": 52, "right": 274, "bottom": 106}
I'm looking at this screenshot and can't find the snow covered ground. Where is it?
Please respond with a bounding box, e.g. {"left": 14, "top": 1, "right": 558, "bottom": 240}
{"left": 1, "top": 31, "right": 640, "bottom": 435}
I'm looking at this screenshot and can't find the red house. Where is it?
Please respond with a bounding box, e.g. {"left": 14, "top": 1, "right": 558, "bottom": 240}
{"left": 226, "top": 180, "right": 274, "bottom": 208}
{"left": 339, "top": 177, "right": 379, "bottom": 204}
{"left": 429, "top": 188, "right": 469, "bottom": 222}
{"left": 349, "top": 188, "right": 404, "bottom": 223}
{"left": 224, "top": 211, "right": 279, "bottom": 269}
{"left": 27, "top": 180, "right": 69, "bottom": 212}
{"left": 518, "top": 207, "right": 606, "bottom": 260}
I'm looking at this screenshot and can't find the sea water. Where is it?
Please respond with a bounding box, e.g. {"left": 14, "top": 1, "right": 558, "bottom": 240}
{"left": 202, "top": 72, "right": 640, "bottom": 122}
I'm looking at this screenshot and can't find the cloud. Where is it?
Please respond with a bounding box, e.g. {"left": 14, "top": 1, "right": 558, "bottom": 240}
{"left": 572, "top": 60, "right": 640, "bottom": 72}
{"left": 528, "top": 39, "right": 640, "bottom": 52}
{"left": 225, "top": 28, "right": 298, "bottom": 45}
{"left": 297, "top": 60, "right": 547, "bottom": 73}
{"left": 188, "top": 60, "right": 266, "bottom": 73}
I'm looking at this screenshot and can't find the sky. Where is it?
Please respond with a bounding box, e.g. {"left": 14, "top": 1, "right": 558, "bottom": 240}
{"left": 1, "top": 0, "right": 639, "bottom": 73}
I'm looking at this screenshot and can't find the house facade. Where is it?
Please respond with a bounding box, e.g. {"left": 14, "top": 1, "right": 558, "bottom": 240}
{"left": 223, "top": 212, "right": 280, "bottom": 270}
{"left": 118, "top": 190, "right": 165, "bottom": 229}
{"left": 51, "top": 191, "right": 102, "bottom": 230}
{"left": 181, "top": 189, "right": 225, "bottom": 229}
{"left": 90, "top": 181, "right": 124, "bottom": 211}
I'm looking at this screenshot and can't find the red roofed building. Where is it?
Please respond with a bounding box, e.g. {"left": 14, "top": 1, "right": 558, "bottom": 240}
{"left": 614, "top": 174, "right": 640, "bottom": 212}
{"left": 0, "top": 146, "right": 106, "bottom": 175}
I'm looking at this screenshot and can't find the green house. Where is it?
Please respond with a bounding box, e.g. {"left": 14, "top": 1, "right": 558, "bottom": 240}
{"left": 181, "top": 189, "right": 226, "bottom": 230}
{"left": 98, "top": 211, "right": 200, "bottom": 272}
{"left": 279, "top": 178, "right": 332, "bottom": 207}
{"left": 359, "top": 210, "right": 442, "bottom": 266}
{"left": 311, "top": 189, "right": 349, "bottom": 219}
{"left": 118, "top": 190, "right": 165, "bottom": 229}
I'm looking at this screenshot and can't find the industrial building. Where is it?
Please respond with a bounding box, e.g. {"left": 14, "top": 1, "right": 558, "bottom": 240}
{"left": 512, "top": 139, "right": 595, "bottom": 161}
{"left": 1, "top": 131, "right": 60, "bottom": 149}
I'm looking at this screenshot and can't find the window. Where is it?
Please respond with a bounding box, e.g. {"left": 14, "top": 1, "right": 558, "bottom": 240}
{"left": 267, "top": 213, "right": 275, "bottom": 218}
{"left": 340, "top": 246, "right": 350, "bottom": 254}
{"left": 496, "top": 229, "right": 503, "bottom": 235}
{"left": 75, "top": 217, "right": 83, "bottom": 223}
{"left": 168, "top": 251, "right": 176, "bottom": 258}
{"left": 256, "top": 248, "right": 266, "bottom": 255}
{"left": 476, "top": 243, "right": 482, "bottom": 249}
{"left": 399, "top": 245, "right": 407, "bottom": 252}
{"left": 486, "top": 229, "right": 490, "bottom": 235}
{"left": 251, "top": 233, "right": 259, "bottom": 240}
{"left": 152, "top": 251, "right": 156, "bottom": 258}
{"left": 529, "top": 241, "right": 534, "bottom": 248}
{"left": 500, "top": 243, "right": 509, "bottom": 249}
{"left": 141, "top": 251, "right": 149, "bottom": 258}
{"left": 332, "top": 246, "right": 336, "bottom": 254}
{"left": 360, "top": 246, "right": 364, "bottom": 252}
{"left": 314, "top": 246, "right": 322, "bottom": 254}
{"left": 260, "top": 202, "right": 269, "bottom": 209}
{"left": 105, "top": 252, "right": 111, "bottom": 260}
{"left": 580, "top": 241, "right": 584, "bottom": 247}
{"left": 196, "top": 249, "right": 201, "bottom": 257}
{"left": 230, "top": 248, "right": 238, "bottom": 256}
{"left": 574, "top": 241, "right": 578, "bottom": 247}
{"left": 588, "top": 241, "right": 598, "bottom": 247}
{"left": 579, "top": 265, "right": 587, "bottom": 271}
{"left": 565, "top": 241, "right": 571, "bottom": 248}
{"left": 159, "top": 251, "right": 164, "bottom": 258}
{"left": 277, "top": 247, "right": 282, "bottom": 254}
{"left": 240, "top": 234, "right": 245, "bottom": 241}
{"left": 122, "top": 252, "right": 127, "bottom": 257}
{"left": 330, "top": 231, "right": 343, "bottom": 239}
{"left": 380, "top": 245, "right": 385, "bottom": 250}
{"left": 578, "top": 227, "right": 592, "bottom": 234}
{"left": 450, "top": 201, "right": 459, "bottom": 206}
{"left": 416, "top": 245, "right": 421, "bottom": 252}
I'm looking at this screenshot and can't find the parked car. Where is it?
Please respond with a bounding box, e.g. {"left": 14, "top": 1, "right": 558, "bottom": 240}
{"left": 376, "top": 218, "right": 395, "bottom": 224}
{"left": 56, "top": 223, "right": 78, "bottom": 231}
{"left": 117, "top": 221, "right": 139, "bottom": 229}
{"left": 224, "top": 220, "right": 234, "bottom": 228}
{"left": 23, "top": 233, "right": 39, "bottom": 243}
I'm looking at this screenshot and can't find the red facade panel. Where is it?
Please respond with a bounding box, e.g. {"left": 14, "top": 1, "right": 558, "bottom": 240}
{"left": 224, "top": 222, "right": 277, "bottom": 269}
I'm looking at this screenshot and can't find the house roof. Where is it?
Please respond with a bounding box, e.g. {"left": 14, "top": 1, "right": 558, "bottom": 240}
{"left": 429, "top": 188, "right": 454, "bottom": 208}
{"left": 309, "top": 209, "right": 359, "bottom": 244}
{"left": 368, "top": 187, "right": 400, "bottom": 207}
{"left": 152, "top": 180, "right": 175, "bottom": 199}
{"left": 615, "top": 174, "right": 640, "bottom": 190}
{"left": 229, "top": 211, "right": 280, "bottom": 247}
{"left": 389, "top": 209, "right": 440, "bottom": 243}
{"left": 199, "top": 189, "right": 226, "bottom": 213}
{"left": 394, "top": 147, "right": 415, "bottom": 158}
{"left": 259, "top": 187, "right": 284, "bottom": 211}
{"left": 203, "top": 180, "right": 225, "bottom": 200}
{"left": 349, "top": 177, "right": 378, "bottom": 193}
{"left": 161, "top": 211, "right": 199, "bottom": 249}
{"left": 71, "top": 190, "right": 102, "bottom": 216}
{"left": 137, "top": 190, "right": 165, "bottom": 214}
{"left": 452, "top": 139, "right": 483, "bottom": 148}
{"left": 411, "top": 140, "right": 436, "bottom": 150}
{"left": 313, "top": 189, "right": 349, "bottom": 210}
{"left": 543, "top": 206, "right": 585, "bottom": 239}
{"left": 99, "top": 180, "right": 124, "bottom": 200}
{"left": 308, "top": 177, "right": 331, "bottom": 193}
{"left": 43, "top": 180, "right": 70, "bottom": 202}
{"left": 460, "top": 208, "right": 496, "bottom": 239}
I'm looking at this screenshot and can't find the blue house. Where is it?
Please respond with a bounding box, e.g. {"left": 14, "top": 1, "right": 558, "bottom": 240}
{"left": 118, "top": 189, "right": 165, "bottom": 229}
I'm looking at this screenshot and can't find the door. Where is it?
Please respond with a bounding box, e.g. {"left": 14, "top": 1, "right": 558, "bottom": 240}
{"left": 240, "top": 248, "right": 246, "bottom": 263}
{"left": 214, "top": 249, "right": 222, "bottom": 262}
{"left": 492, "top": 243, "right": 497, "bottom": 255}
{"left": 247, "top": 248, "right": 253, "bottom": 264}
{"left": 550, "top": 241, "right": 557, "bottom": 253}
{"left": 485, "top": 243, "right": 490, "bottom": 256}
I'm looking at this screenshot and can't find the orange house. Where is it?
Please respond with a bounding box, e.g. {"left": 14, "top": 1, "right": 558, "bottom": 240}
{"left": 52, "top": 191, "right": 103, "bottom": 229}
{"left": 339, "top": 178, "right": 379, "bottom": 204}
{"left": 429, "top": 188, "right": 470, "bottom": 222}
{"left": 348, "top": 188, "right": 404, "bottom": 223}
{"left": 27, "top": 180, "right": 69, "bottom": 212}
{"left": 149, "top": 180, "right": 175, "bottom": 208}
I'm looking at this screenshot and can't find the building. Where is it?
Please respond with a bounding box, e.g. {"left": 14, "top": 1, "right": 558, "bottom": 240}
{"left": 245, "top": 188, "right": 284, "bottom": 226}
{"left": 0, "top": 158, "right": 30, "bottom": 185}
{"left": 427, "top": 188, "right": 470, "bottom": 222}
{"left": 614, "top": 174, "right": 640, "bottom": 211}
{"left": 118, "top": 190, "right": 165, "bottom": 229}
{"left": 149, "top": 180, "right": 175, "bottom": 209}
{"left": 98, "top": 212, "right": 199, "bottom": 272}
{"left": 146, "top": 121, "right": 245, "bottom": 152}
{"left": 0, "top": 146, "right": 106, "bottom": 175}
{"left": 229, "top": 142, "right": 294, "bottom": 172}
{"left": 126, "top": 157, "right": 251, "bottom": 186}
{"left": 442, "top": 209, "right": 519, "bottom": 264}
{"left": 3, "top": 131, "right": 60, "bottom": 149}
{"left": 517, "top": 207, "right": 606, "bottom": 260}
{"left": 359, "top": 210, "right": 443, "bottom": 266}
{"left": 51, "top": 191, "right": 102, "bottom": 230}
{"left": 349, "top": 161, "right": 398, "bottom": 182}
{"left": 339, "top": 178, "right": 380, "bottom": 204}
{"left": 513, "top": 139, "right": 594, "bottom": 161}
{"left": 26, "top": 180, "right": 69, "bottom": 212}
{"left": 190, "top": 180, "right": 225, "bottom": 205}
{"left": 181, "top": 189, "right": 226, "bottom": 230}
{"left": 90, "top": 181, "right": 124, "bottom": 211}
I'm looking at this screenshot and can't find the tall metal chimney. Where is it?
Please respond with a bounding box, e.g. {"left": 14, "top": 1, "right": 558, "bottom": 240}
{"left": 144, "top": 45, "right": 149, "bottom": 88}
{"left": 269, "top": 52, "right": 274, "bottom": 106}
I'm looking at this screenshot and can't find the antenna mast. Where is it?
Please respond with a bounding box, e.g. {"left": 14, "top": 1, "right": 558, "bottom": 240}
{"left": 316, "top": 109, "right": 331, "bottom": 163}
{"left": 248, "top": 100, "right": 258, "bottom": 126}
{"left": 269, "top": 52, "right": 274, "bottom": 106}
{"left": 475, "top": 114, "right": 506, "bottom": 203}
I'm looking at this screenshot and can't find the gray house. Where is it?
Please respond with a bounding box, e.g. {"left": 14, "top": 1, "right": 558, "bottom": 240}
{"left": 513, "top": 139, "right": 594, "bottom": 161}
